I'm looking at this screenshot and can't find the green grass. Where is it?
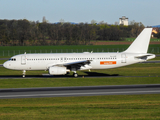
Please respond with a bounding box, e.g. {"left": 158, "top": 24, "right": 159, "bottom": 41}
{"left": 0, "top": 45, "right": 129, "bottom": 51}
{"left": 0, "top": 44, "right": 160, "bottom": 57}
{"left": 0, "top": 77, "right": 160, "bottom": 89}
{"left": 0, "top": 60, "right": 6, "bottom": 64}
{"left": 126, "top": 37, "right": 160, "bottom": 42}
{"left": 0, "top": 45, "right": 129, "bottom": 57}
{"left": 0, "top": 94, "right": 160, "bottom": 120}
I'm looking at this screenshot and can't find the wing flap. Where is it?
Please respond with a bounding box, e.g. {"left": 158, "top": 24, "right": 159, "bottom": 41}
{"left": 52, "top": 60, "right": 91, "bottom": 67}
{"left": 63, "top": 60, "right": 91, "bottom": 66}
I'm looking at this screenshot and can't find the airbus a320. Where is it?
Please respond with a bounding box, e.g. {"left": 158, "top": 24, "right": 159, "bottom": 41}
{"left": 3, "top": 28, "right": 155, "bottom": 77}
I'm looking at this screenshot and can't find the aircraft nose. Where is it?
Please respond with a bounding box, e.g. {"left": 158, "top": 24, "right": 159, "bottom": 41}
{"left": 3, "top": 62, "right": 8, "bottom": 68}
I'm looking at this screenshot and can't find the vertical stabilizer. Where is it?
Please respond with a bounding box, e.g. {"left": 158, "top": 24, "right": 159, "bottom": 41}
{"left": 124, "top": 28, "right": 152, "bottom": 53}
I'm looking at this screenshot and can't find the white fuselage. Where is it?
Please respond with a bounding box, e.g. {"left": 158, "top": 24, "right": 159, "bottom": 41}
{"left": 3, "top": 52, "right": 155, "bottom": 71}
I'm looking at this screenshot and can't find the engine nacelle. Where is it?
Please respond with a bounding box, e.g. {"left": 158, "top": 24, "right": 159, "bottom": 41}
{"left": 49, "top": 66, "right": 67, "bottom": 75}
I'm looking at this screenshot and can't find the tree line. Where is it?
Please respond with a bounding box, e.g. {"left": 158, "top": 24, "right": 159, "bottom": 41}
{"left": 0, "top": 19, "right": 146, "bottom": 46}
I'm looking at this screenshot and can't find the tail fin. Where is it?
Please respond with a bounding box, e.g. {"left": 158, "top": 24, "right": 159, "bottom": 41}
{"left": 124, "top": 28, "right": 152, "bottom": 53}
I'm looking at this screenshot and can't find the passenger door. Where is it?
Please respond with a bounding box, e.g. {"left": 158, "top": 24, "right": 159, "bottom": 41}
{"left": 21, "top": 55, "right": 26, "bottom": 65}
{"left": 121, "top": 54, "right": 126, "bottom": 63}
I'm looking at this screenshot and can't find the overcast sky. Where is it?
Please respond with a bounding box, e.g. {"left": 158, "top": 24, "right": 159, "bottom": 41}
{"left": 0, "top": 0, "right": 159, "bottom": 26}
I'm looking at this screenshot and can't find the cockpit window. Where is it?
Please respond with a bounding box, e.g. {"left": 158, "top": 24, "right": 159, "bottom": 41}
{"left": 9, "top": 58, "right": 16, "bottom": 61}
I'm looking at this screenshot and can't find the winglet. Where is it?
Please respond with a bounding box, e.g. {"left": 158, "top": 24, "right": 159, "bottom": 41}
{"left": 124, "top": 28, "right": 152, "bottom": 53}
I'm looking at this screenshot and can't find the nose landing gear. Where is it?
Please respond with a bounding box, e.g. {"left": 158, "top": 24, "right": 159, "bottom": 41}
{"left": 22, "top": 70, "right": 26, "bottom": 78}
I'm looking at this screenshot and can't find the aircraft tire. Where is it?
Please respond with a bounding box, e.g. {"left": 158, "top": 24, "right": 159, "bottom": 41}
{"left": 73, "top": 73, "right": 78, "bottom": 77}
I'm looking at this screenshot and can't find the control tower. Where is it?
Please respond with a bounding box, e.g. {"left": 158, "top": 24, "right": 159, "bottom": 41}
{"left": 119, "top": 16, "right": 128, "bottom": 26}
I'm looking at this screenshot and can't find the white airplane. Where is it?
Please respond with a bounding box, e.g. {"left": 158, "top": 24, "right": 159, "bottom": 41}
{"left": 3, "top": 28, "right": 155, "bottom": 77}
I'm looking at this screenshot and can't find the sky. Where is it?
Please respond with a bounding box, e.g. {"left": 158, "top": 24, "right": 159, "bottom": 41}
{"left": 0, "top": 0, "right": 159, "bottom": 26}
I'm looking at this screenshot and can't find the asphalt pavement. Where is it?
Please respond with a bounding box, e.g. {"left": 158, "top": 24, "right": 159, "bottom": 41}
{"left": 0, "top": 84, "right": 160, "bottom": 99}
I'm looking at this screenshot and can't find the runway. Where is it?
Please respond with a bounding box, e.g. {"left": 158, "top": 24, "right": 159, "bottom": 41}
{"left": 0, "top": 84, "right": 160, "bottom": 99}
{"left": 0, "top": 74, "right": 159, "bottom": 79}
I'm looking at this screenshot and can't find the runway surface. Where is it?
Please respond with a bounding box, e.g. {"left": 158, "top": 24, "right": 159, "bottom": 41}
{"left": 0, "top": 84, "right": 160, "bottom": 99}
{"left": 0, "top": 74, "right": 159, "bottom": 79}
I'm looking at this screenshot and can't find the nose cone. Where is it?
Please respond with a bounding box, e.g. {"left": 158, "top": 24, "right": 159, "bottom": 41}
{"left": 3, "top": 62, "right": 8, "bottom": 68}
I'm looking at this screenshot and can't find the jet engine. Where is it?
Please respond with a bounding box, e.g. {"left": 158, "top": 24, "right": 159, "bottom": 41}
{"left": 49, "top": 66, "right": 69, "bottom": 75}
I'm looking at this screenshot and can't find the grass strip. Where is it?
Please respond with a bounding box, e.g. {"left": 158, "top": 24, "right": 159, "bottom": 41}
{"left": 0, "top": 60, "right": 6, "bottom": 64}
{"left": 0, "top": 77, "right": 160, "bottom": 89}
{"left": 0, "top": 44, "right": 159, "bottom": 57}
{"left": 0, "top": 94, "right": 160, "bottom": 120}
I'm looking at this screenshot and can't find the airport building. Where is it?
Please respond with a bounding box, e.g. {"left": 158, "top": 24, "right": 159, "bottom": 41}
{"left": 119, "top": 16, "right": 128, "bottom": 26}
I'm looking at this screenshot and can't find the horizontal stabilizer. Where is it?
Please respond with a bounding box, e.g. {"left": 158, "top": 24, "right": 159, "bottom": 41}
{"left": 135, "top": 54, "right": 155, "bottom": 60}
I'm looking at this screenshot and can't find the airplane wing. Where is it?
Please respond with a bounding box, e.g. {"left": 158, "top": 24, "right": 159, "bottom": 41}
{"left": 54, "top": 60, "right": 92, "bottom": 70}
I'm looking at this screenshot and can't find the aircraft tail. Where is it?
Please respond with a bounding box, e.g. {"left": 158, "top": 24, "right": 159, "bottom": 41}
{"left": 124, "top": 28, "right": 152, "bottom": 53}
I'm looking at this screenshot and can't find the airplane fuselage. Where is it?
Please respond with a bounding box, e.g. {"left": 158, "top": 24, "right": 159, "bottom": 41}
{"left": 3, "top": 52, "right": 155, "bottom": 71}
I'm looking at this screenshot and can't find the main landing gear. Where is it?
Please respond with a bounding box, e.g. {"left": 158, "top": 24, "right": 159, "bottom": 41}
{"left": 73, "top": 71, "right": 78, "bottom": 77}
{"left": 22, "top": 70, "right": 26, "bottom": 78}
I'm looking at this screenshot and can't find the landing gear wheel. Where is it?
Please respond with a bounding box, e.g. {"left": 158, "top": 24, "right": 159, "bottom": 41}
{"left": 22, "top": 70, "right": 26, "bottom": 78}
{"left": 73, "top": 73, "right": 78, "bottom": 77}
